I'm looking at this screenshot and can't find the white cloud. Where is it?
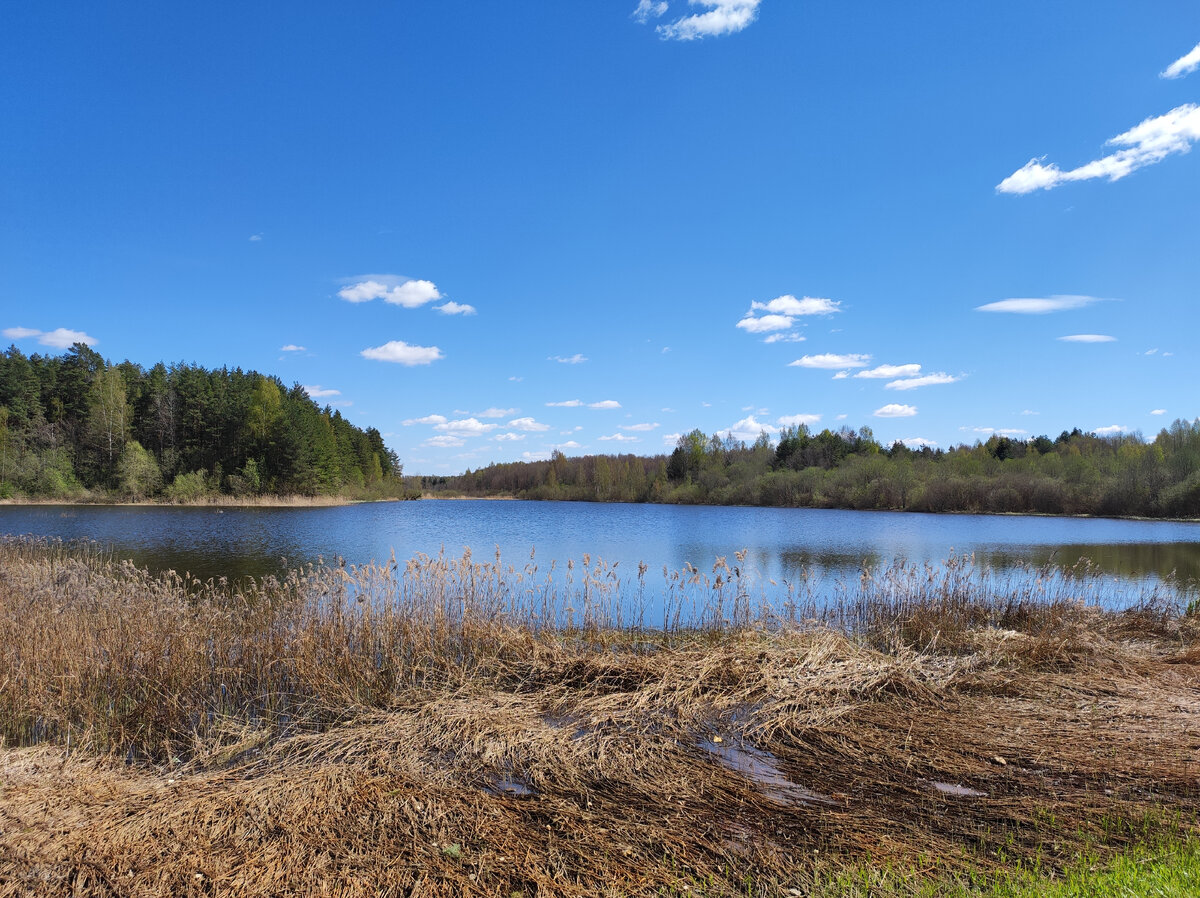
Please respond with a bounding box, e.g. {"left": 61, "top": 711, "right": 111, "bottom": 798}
{"left": 477, "top": 407, "right": 517, "bottom": 418}
{"left": 249, "top": 234, "right": 262, "bottom": 242}
{"left": 589, "top": 400, "right": 621, "bottom": 409}
{"left": 546, "top": 399, "right": 583, "bottom": 407}
{"left": 435, "top": 301, "right": 476, "bottom": 316}
{"left": 752, "top": 295, "right": 840, "bottom": 316}
{"left": 39, "top": 328, "right": 99, "bottom": 349}
{"left": 423, "top": 435, "right": 465, "bottom": 448}
{"left": 632, "top": 0, "right": 668, "bottom": 23}
{"left": 493, "top": 433, "right": 526, "bottom": 442}
{"left": 556, "top": 440, "right": 582, "bottom": 449}
{"left": 3, "top": 326, "right": 42, "bottom": 340}
{"left": 620, "top": 422, "right": 660, "bottom": 431}
{"left": 598, "top": 433, "right": 640, "bottom": 442}
{"left": 763, "top": 332, "right": 806, "bottom": 344}
{"left": 885, "top": 373, "right": 961, "bottom": 390}
{"left": 656, "top": 0, "right": 763, "bottom": 41}
{"left": 1151, "top": 408, "right": 1167, "bottom": 415}
{"left": 723, "top": 415, "right": 777, "bottom": 442}
{"left": 302, "top": 385, "right": 341, "bottom": 398}
{"left": 1021, "top": 409, "right": 1039, "bottom": 416}
{"left": 964, "top": 426, "right": 1028, "bottom": 436}
{"left": 280, "top": 344, "right": 306, "bottom": 352}
{"left": 522, "top": 451, "right": 551, "bottom": 461}
{"left": 663, "top": 432, "right": 683, "bottom": 445}
{"left": 507, "top": 417, "right": 551, "bottom": 432}
{"left": 402, "top": 414, "right": 448, "bottom": 426}
{"left": 901, "top": 437, "right": 938, "bottom": 448}
{"left": 1161, "top": 42, "right": 1200, "bottom": 80}
{"left": 854, "top": 363, "right": 921, "bottom": 379}
{"left": 1058, "top": 334, "right": 1116, "bottom": 343}
{"left": 1144, "top": 348, "right": 1159, "bottom": 355}
{"left": 788, "top": 353, "right": 871, "bottom": 369}
{"left": 550, "top": 353, "right": 588, "bottom": 364}
{"left": 1094, "top": 424, "right": 1129, "bottom": 435}
{"left": 434, "top": 417, "right": 497, "bottom": 437}
{"left": 874, "top": 404, "right": 917, "bottom": 418}
{"left": 509, "top": 376, "right": 523, "bottom": 382}
{"left": 777, "top": 414, "right": 821, "bottom": 428}
{"left": 976, "top": 295, "right": 1104, "bottom": 314}
{"left": 997, "top": 104, "right": 1200, "bottom": 194}
{"left": 360, "top": 341, "right": 443, "bottom": 365}
{"left": 339, "top": 276, "right": 443, "bottom": 308}
{"left": 832, "top": 371, "right": 850, "bottom": 380}
{"left": 736, "top": 313, "right": 793, "bottom": 334}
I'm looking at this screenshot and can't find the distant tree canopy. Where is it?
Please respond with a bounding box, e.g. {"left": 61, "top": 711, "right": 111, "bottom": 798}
{"left": 0, "top": 343, "right": 403, "bottom": 500}
{"left": 419, "top": 420, "right": 1200, "bottom": 519}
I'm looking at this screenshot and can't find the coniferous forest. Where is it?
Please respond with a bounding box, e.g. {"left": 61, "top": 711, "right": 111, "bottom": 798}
{"left": 0, "top": 343, "right": 405, "bottom": 501}
{"left": 421, "top": 421, "right": 1200, "bottom": 519}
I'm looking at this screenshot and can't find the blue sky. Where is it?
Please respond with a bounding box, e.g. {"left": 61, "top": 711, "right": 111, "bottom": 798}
{"left": 2, "top": 1, "right": 1198, "bottom": 474}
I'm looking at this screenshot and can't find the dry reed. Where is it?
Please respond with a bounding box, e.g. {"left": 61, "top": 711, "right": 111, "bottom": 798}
{"left": 1, "top": 537, "right": 1198, "bottom": 896}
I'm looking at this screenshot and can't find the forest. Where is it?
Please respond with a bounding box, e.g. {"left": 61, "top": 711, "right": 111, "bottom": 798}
{"left": 0, "top": 343, "right": 405, "bottom": 501}
{"left": 421, "top": 420, "right": 1200, "bottom": 519}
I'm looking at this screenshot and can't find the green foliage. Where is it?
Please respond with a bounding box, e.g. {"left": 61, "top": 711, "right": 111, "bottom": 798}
{"left": 0, "top": 345, "right": 403, "bottom": 501}
{"left": 424, "top": 418, "right": 1200, "bottom": 520}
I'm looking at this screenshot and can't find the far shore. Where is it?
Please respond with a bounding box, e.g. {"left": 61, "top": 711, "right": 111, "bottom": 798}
{"left": 0, "top": 494, "right": 406, "bottom": 509}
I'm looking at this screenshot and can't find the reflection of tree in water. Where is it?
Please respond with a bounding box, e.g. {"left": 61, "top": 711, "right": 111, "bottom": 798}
{"left": 976, "top": 543, "right": 1200, "bottom": 591}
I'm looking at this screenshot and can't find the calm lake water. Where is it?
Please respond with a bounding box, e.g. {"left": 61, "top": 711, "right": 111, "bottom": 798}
{"left": 2, "top": 500, "right": 1199, "bottom": 606}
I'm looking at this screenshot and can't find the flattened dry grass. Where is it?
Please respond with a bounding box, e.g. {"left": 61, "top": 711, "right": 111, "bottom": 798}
{"left": 1, "top": 538, "right": 1199, "bottom": 896}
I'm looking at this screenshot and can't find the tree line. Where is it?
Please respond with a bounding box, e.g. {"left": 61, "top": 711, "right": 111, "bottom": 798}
{"left": 0, "top": 343, "right": 405, "bottom": 501}
{"left": 419, "top": 421, "right": 1200, "bottom": 519}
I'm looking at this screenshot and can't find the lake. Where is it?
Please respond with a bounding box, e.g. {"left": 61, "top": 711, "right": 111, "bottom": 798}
{"left": 2, "top": 500, "right": 1198, "bottom": 607}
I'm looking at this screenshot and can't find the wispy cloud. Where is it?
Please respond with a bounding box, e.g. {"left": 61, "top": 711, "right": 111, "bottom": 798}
{"left": 723, "top": 415, "right": 776, "bottom": 442}
{"left": 963, "top": 426, "right": 1028, "bottom": 436}
{"left": 763, "top": 332, "right": 806, "bottom": 344}
{"left": 435, "top": 301, "right": 476, "bottom": 316}
{"left": 788, "top": 353, "right": 871, "bottom": 369}
{"left": 434, "top": 417, "right": 497, "bottom": 437}
{"left": 1151, "top": 409, "right": 1167, "bottom": 416}
{"left": 302, "top": 385, "right": 341, "bottom": 398}
{"left": 1058, "top": 334, "right": 1116, "bottom": 343}
{"left": 598, "top": 433, "right": 640, "bottom": 442}
{"left": 885, "top": 373, "right": 961, "bottom": 390}
{"left": 620, "top": 422, "right": 660, "bottom": 432}
{"left": 549, "top": 353, "right": 588, "bottom": 364}
{"left": 360, "top": 341, "right": 443, "bottom": 365}
{"left": 546, "top": 399, "right": 583, "bottom": 407}
{"left": 998, "top": 104, "right": 1200, "bottom": 194}
{"left": 777, "top": 413, "right": 820, "bottom": 427}
{"left": 736, "top": 313, "right": 793, "bottom": 334}
{"left": 1094, "top": 424, "right": 1129, "bottom": 435}
{"left": 655, "top": 0, "right": 763, "bottom": 41}
{"left": 589, "top": 400, "right": 621, "bottom": 409}
{"left": 663, "top": 432, "right": 683, "bottom": 445}
{"left": 556, "top": 440, "right": 582, "bottom": 450}
{"left": 402, "top": 414, "right": 448, "bottom": 426}
{"left": 339, "top": 276, "right": 443, "bottom": 308}
{"left": 2, "top": 326, "right": 98, "bottom": 348}
{"left": 477, "top": 407, "right": 517, "bottom": 418}
{"left": 493, "top": 433, "right": 526, "bottom": 442}
{"left": 976, "top": 295, "right": 1105, "bottom": 314}
{"left": 631, "top": 0, "right": 668, "bottom": 23}
{"left": 507, "top": 417, "right": 551, "bottom": 432}
{"left": 423, "top": 435, "right": 465, "bottom": 448}
{"left": 874, "top": 404, "right": 917, "bottom": 418}
{"left": 737, "top": 295, "right": 840, "bottom": 340}
{"left": 280, "top": 344, "right": 306, "bottom": 352}
{"left": 901, "top": 437, "right": 938, "bottom": 448}
{"left": 1162, "top": 42, "right": 1200, "bottom": 80}
{"left": 854, "top": 363, "right": 921, "bottom": 379}
{"left": 249, "top": 233, "right": 263, "bottom": 242}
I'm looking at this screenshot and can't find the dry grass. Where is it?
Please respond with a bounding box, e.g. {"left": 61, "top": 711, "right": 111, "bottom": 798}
{"left": 1, "top": 538, "right": 1199, "bottom": 896}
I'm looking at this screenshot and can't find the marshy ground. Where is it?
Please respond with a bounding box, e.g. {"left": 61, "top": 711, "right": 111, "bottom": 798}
{"left": 1, "top": 540, "right": 1198, "bottom": 896}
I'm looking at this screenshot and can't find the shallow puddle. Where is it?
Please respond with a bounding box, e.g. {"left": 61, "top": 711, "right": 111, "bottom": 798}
{"left": 928, "top": 780, "right": 987, "bottom": 798}
{"left": 483, "top": 775, "right": 538, "bottom": 799}
{"left": 697, "top": 737, "right": 836, "bottom": 807}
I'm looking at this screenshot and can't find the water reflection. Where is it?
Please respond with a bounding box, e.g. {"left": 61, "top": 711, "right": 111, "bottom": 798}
{"left": 1, "top": 501, "right": 1198, "bottom": 602}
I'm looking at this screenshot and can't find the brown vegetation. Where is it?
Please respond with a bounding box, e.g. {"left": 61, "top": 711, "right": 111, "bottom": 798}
{"left": 1, "top": 540, "right": 1198, "bottom": 896}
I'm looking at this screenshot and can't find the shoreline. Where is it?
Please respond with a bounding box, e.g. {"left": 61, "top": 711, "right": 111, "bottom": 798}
{"left": 0, "top": 494, "right": 402, "bottom": 509}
